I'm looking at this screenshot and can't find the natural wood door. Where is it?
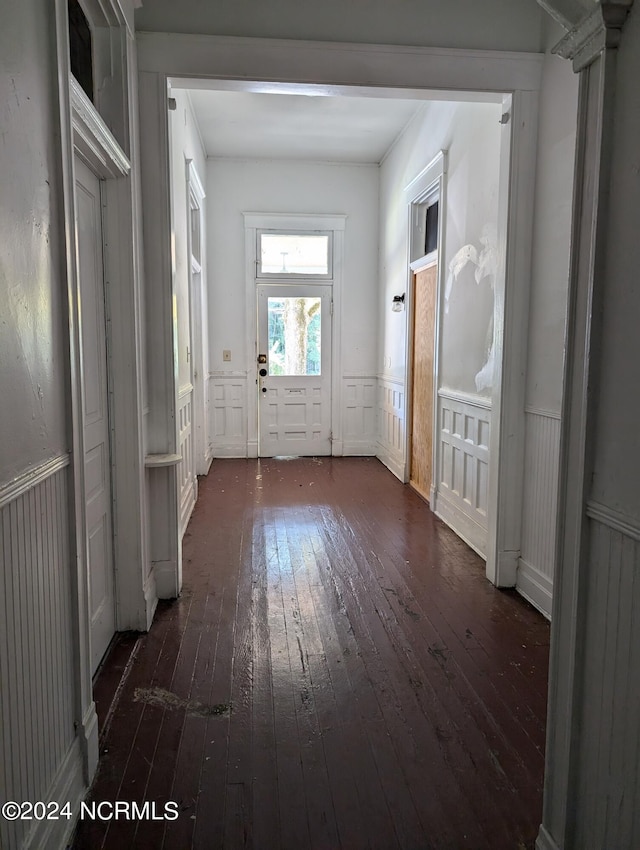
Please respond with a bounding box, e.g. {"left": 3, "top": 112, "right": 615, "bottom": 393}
{"left": 410, "top": 264, "right": 437, "bottom": 502}
{"left": 75, "top": 156, "right": 116, "bottom": 673}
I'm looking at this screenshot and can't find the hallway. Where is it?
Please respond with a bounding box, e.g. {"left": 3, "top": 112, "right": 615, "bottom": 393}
{"left": 74, "top": 458, "right": 549, "bottom": 850}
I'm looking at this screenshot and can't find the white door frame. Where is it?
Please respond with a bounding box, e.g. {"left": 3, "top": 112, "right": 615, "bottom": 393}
{"left": 403, "top": 151, "right": 448, "bottom": 506}
{"left": 185, "top": 159, "right": 211, "bottom": 476}
{"left": 56, "top": 0, "right": 150, "bottom": 787}
{"left": 243, "top": 213, "right": 346, "bottom": 458}
{"left": 136, "top": 32, "right": 542, "bottom": 600}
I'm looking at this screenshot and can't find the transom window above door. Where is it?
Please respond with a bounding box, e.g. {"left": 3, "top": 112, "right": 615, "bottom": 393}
{"left": 257, "top": 230, "right": 333, "bottom": 279}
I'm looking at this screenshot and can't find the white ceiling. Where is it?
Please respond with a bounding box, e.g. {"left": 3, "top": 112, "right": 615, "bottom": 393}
{"left": 186, "top": 89, "right": 427, "bottom": 163}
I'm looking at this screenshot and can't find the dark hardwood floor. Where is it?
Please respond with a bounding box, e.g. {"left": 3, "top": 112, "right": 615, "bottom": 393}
{"left": 74, "top": 457, "right": 550, "bottom": 850}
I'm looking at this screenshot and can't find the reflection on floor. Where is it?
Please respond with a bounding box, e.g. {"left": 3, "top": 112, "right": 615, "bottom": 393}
{"left": 75, "top": 457, "right": 550, "bottom": 850}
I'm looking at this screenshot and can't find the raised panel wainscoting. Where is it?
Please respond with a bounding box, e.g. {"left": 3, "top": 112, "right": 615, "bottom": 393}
{"left": 0, "top": 457, "right": 85, "bottom": 850}
{"left": 178, "top": 384, "right": 197, "bottom": 536}
{"left": 342, "top": 374, "right": 377, "bottom": 456}
{"left": 518, "top": 408, "right": 561, "bottom": 619}
{"left": 433, "top": 390, "right": 491, "bottom": 558}
{"left": 376, "top": 374, "right": 406, "bottom": 480}
{"left": 209, "top": 372, "right": 248, "bottom": 457}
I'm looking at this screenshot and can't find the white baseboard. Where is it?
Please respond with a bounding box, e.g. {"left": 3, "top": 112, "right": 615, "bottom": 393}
{"left": 376, "top": 442, "right": 405, "bottom": 482}
{"left": 143, "top": 569, "right": 158, "bottom": 630}
{"left": 535, "top": 824, "right": 560, "bottom": 850}
{"left": 211, "top": 441, "right": 248, "bottom": 458}
{"left": 343, "top": 440, "right": 376, "bottom": 456}
{"left": 24, "top": 738, "right": 86, "bottom": 850}
{"left": 153, "top": 559, "right": 179, "bottom": 599}
{"left": 517, "top": 557, "right": 553, "bottom": 620}
{"left": 434, "top": 489, "right": 487, "bottom": 559}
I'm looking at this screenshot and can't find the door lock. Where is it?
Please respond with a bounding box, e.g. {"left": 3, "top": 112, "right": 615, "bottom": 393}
{"left": 257, "top": 353, "right": 267, "bottom": 364}
{"left": 262, "top": 387, "right": 267, "bottom": 393}
{"left": 259, "top": 368, "right": 267, "bottom": 377}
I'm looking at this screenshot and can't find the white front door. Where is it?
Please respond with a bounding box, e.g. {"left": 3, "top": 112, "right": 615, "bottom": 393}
{"left": 257, "top": 284, "right": 332, "bottom": 457}
{"left": 75, "top": 156, "right": 116, "bottom": 673}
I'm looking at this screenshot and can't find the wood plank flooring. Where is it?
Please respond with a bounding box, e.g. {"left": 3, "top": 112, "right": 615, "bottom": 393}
{"left": 74, "top": 457, "right": 550, "bottom": 850}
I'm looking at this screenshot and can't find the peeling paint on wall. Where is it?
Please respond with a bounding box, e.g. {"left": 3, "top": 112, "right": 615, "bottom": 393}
{"left": 443, "top": 223, "right": 497, "bottom": 393}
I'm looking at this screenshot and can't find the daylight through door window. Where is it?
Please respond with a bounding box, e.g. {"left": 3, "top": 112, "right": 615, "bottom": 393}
{"left": 258, "top": 231, "right": 332, "bottom": 278}
{"left": 268, "top": 297, "right": 321, "bottom": 376}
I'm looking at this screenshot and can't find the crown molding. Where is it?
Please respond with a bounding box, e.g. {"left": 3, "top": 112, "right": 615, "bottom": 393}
{"left": 550, "top": 1, "right": 634, "bottom": 71}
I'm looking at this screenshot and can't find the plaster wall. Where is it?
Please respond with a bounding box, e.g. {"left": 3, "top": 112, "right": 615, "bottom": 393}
{"left": 378, "top": 100, "right": 502, "bottom": 394}
{"left": 0, "top": 0, "right": 69, "bottom": 484}
{"left": 206, "top": 158, "right": 379, "bottom": 376}
{"left": 169, "top": 90, "right": 207, "bottom": 390}
{"left": 134, "top": 0, "right": 543, "bottom": 53}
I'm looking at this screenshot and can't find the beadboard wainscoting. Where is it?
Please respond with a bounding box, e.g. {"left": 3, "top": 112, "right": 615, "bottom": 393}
{"left": 0, "top": 456, "right": 85, "bottom": 850}
{"left": 178, "top": 384, "right": 197, "bottom": 535}
{"left": 433, "top": 390, "right": 491, "bottom": 558}
{"left": 376, "top": 374, "right": 406, "bottom": 480}
{"left": 209, "top": 372, "right": 249, "bottom": 457}
{"left": 570, "top": 503, "right": 640, "bottom": 847}
{"left": 342, "top": 374, "right": 377, "bottom": 455}
{"left": 517, "top": 408, "right": 561, "bottom": 619}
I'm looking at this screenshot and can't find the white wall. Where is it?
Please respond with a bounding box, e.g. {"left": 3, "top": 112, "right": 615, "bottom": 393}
{"left": 169, "top": 90, "right": 207, "bottom": 390}
{"left": 206, "top": 157, "right": 379, "bottom": 455}
{"left": 377, "top": 100, "right": 501, "bottom": 520}
{"left": 379, "top": 100, "right": 502, "bottom": 391}
{"left": 0, "top": 4, "right": 69, "bottom": 484}
{"left": 134, "top": 0, "right": 543, "bottom": 53}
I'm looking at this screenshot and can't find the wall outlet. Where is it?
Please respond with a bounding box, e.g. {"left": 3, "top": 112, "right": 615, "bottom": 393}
{"left": 223, "top": 349, "right": 231, "bottom": 362}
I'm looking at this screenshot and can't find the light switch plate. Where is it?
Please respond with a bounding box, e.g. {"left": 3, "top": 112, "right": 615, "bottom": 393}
{"left": 223, "top": 349, "right": 231, "bottom": 362}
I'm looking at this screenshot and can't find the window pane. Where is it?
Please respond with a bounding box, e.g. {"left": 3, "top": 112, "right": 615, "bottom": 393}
{"left": 260, "top": 234, "right": 329, "bottom": 275}
{"left": 268, "top": 297, "right": 321, "bottom": 376}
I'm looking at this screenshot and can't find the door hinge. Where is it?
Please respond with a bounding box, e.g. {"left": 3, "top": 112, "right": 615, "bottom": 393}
{"left": 330, "top": 300, "right": 334, "bottom": 316}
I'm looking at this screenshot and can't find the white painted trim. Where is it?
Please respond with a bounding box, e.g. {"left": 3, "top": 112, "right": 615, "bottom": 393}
{"left": 376, "top": 442, "right": 406, "bottom": 481}
{"left": 343, "top": 441, "right": 377, "bottom": 456}
{"left": 23, "top": 738, "right": 85, "bottom": 850}
{"left": 0, "top": 454, "right": 70, "bottom": 509}
{"left": 485, "top": 89, "right": 539, "bottom": 589}
{"left": 525, "top": 405, "right": 562, "bottom": 420}
{"left": 145, "top": 453, "right": 183, "bottom": 467}
{"left": 342, "top": 372, "right": 378, "bottom": 380}
{"left": 244, "top": 213, "right": 345, "bottom": 458}
{"left": 376, "top": 373, "right": 405, "bottom": 387}
{"left": 433, "top": 490, "right": 488, "bottom": 559}
{"left": 409, "top": 252, "right": 438, "bottom": 272}
{"left": 178, "top": 382, "right": 195, "bottom": 399}
{"left": 71, "top": 76, "right": 130, "bottom": 179}
{"left": 535, "top": 823, "right": 561, "bottom": 850}
{"left": 438, "top": 388, "right": 492, "bottom": 410}
{"left": 517, "top": 557, "right": 553, "bottom": 620}
{"left": 244, "top": 212, "right": 346, "bottom": 231}
{"left": 403, "top": 150, "right": 448, "bottom": 201}
{"left": 139, "top": 33, "right": 544, "bottom": 94}
{"left": 404, "top": 151, "right": 448, "bottom": 494}
{"left": 209, "top": 369, "right": 249, "bottom": 378}
{"left": 586, "top": 501, "right": 640, "bottom": 542}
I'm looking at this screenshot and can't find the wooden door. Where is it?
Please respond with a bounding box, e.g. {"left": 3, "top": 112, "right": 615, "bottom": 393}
{"left": 75, "top": 156, "right": 116, "bottom": 673}
{"left": 257, "top": 284, "right": 332, "bottom": 457}
{"left": 409, "top": 264, "right": 437, "bottom": 502}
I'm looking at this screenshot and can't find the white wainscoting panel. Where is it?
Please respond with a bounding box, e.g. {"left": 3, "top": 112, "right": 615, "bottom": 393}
{"left": 517, "top": 408, "right": 561, "bottom": 619}
{"left": 178, "top": 385, "right": 197, "bottom": 535}
{"left": 570, "top": 504, "right": 640, "bottom": 848}
{"left": 376, "top": 375, "right": 406, "bottom": 480}
{"left": 0, "top": 458, "right": 84, "bottom": 850}
{"left": 209, "top": 372, "right": 248, "bottom": 457}
{"left": 342, "top": 374, "right": 377, "bottom": 455}
{"left": 434, "top": 390, "right": 491, "bottom": 558}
